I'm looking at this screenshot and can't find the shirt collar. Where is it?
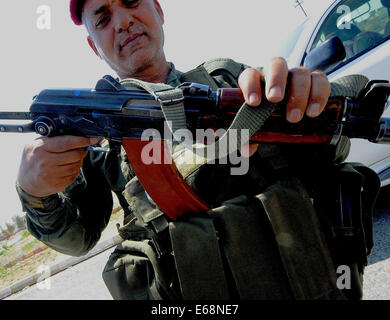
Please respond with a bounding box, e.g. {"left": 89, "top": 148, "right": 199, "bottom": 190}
{"left": 166, "top": 62, "right": 183, "bottom": 87}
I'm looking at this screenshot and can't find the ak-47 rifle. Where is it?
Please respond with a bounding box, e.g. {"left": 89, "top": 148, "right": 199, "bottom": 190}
{"left": 1, "top": 75, "right": 390, "bottom": 220}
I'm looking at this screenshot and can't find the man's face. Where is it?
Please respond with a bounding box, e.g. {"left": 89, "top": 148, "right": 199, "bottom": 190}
{"left": 83, "top": 0, "right": 166, "bottom": 78}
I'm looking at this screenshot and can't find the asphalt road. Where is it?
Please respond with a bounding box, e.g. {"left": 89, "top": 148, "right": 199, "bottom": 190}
{"left": 5, "top": 187, "right": 390, "bottom": 300}
{"left": 361, "top": 186, "right": 390, "bottom": 300}
{"left": 5, "top": 247, "right": 115, "bottom": 300}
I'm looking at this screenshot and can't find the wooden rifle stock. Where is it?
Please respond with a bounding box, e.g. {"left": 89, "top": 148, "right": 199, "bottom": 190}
{"left": 216, "top": 88, "right": 345, "bottom": 144}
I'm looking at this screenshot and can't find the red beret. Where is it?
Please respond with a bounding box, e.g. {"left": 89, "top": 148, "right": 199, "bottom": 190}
{"left": 70, "top": 0, "right": 86, "bottom": 25}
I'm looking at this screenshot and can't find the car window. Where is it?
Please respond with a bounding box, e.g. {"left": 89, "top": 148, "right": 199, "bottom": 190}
{"left": 279, "top": 20, "right": 308, "bottom": 62}
{"left": 310, "top": 0, "right": 390, "bottom": 69}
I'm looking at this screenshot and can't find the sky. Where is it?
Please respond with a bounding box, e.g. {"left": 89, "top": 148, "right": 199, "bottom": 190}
{"left": 0, "top": 0, "right": 334, "bottom": 227}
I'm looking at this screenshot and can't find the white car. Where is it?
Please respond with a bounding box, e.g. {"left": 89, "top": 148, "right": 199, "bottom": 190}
{"left": 280, "top": 0, "right": 390, "bottom": 185}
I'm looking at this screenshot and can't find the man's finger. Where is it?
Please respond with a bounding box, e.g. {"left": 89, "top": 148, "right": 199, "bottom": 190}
{"left": 240, "top": 143, "right": 259, "bottom": 158}
{"left": 286, "top": 67, "right": 311, "bottom": 123}
{"left": 306, "top": 71, "right": 331, "bottom": 118}
{"left": 52, "top": 174, "right": 80, "bottom": 191}
{"left": 56, "top": 162, "right": 83, "bottom": 178}
{"left": 38, "top": 160, "right": 83, "bottom": 179}
{"left": 51, "top": 150, "right": 88, "bottom": 166}
{"left": 238, "top": 68, "right": 262, "bottom": 106}
{"left": 41, "top": 136, "right": 100, "bottom": 153}
{"left": 263, "top": 57, "right": 288, "bottom": 103}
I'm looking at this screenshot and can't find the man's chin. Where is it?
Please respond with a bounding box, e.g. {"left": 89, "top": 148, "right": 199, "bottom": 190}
{"left": 116, "top": 57, "right": 154, "bottom": 79}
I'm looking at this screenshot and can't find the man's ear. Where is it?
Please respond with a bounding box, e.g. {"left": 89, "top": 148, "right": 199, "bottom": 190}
{"left": 153, "top": 0, "right": 164, "bottom": 24}
{"left": 87, "top": 36, "right": 101, "bottom": 59}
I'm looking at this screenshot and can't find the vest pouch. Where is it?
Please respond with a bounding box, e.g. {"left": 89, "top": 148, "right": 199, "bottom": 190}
{"left": 208, "top": 195, "right": 296, "bottom": 299}
{"left": 102, "top": 176, "right": 180, "bottom": 300}
{"left": 255, "top": 178, "right": 344, "bottom": 299}
{"left": 168, "top": 216, "right": 231, "bottom": 300}
{"left": 102, "top": 239, "right": 179, "bottom": 300}
{"left": 313, "top": 162, "right": 380, "bottom": 300}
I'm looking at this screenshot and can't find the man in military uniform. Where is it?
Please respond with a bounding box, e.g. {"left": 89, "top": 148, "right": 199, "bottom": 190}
{"left": 15, "top": 0, "right": 354, "bottom": 299}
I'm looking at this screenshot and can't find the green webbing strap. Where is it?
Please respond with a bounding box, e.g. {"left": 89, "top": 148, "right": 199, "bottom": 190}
{"left": 120, "top": 79, "right": 187, "bottom": 134}
{"left": 186, "top": 100, "right": 274, "bottom": 162}
{"left": 330, "top": 74, "right": 369, "bottom": 98}
{"left": 180, "top": 64, "right": 220, "bottom": 91}
{"left": 123, "top": 177, "right": 171, "bottom": 257}
{"left": 202, "top": 58, "right": 244, "bottom": 79}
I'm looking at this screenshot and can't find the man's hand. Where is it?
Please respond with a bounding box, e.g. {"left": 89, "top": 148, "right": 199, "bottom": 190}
{"left": 238, "top": 57, "right": 331, "bottom": 122}
{"left": 17, "top": 136, "right": 100, "bottom": 197}
{"left": 238, "top": 57, "right": 331, "bottom": 157}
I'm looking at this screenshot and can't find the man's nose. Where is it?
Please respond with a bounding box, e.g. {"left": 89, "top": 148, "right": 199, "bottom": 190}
{"left": 113, "top": 6, "right": 134, "bottom": 33}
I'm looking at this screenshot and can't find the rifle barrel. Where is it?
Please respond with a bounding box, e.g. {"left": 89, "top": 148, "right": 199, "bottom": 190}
{"left": 0, "top": 111, "right": 31, "bottom": 120}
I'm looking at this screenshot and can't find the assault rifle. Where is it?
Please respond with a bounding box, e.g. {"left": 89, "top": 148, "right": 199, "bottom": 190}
{"left": 1, "top": 75, "right": 390, "bottom": 220}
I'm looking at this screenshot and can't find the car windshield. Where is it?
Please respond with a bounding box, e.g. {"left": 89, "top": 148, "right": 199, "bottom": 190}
{"left": 279, "top": 20, "right": 308, "bottom": 62}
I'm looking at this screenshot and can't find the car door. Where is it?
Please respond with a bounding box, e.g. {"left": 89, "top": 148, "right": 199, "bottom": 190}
{"left": 303, "top": 0, "right": 390, "bottom": 185}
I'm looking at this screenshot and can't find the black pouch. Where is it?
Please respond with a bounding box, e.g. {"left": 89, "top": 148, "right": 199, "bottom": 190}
{"left": 313, "top": 162, "right": 380, "bottom": 300}
{"left": 102, "top": 240, "right": 158, "bottom": 300}
{"left": 102, "top": 176, "right": 180, "bottom": 300}
{"left": 102, "top": 239, "right": 179, "bottom": 300}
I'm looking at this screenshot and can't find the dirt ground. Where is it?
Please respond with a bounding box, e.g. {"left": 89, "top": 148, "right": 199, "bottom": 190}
{"left": 0, "top": 204, "right": 124, "bottom": 290}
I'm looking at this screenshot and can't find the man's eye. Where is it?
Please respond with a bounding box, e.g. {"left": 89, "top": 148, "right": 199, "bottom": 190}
{"left": 96, "top": 16, "right": 110, "bottom": 28}
{"left": 123, "top": 0, "right": 140, "bottom": 8}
